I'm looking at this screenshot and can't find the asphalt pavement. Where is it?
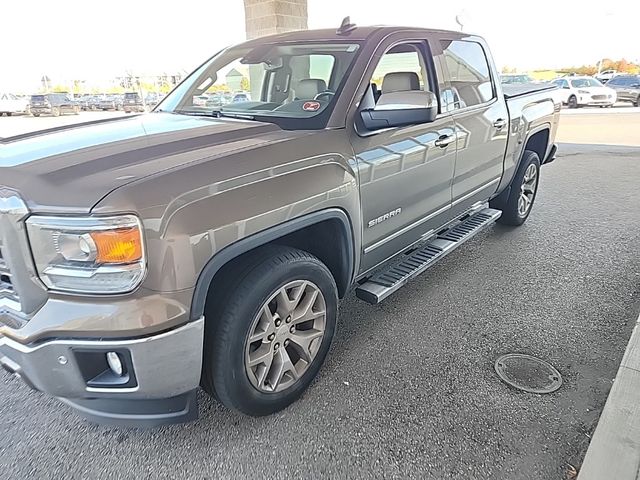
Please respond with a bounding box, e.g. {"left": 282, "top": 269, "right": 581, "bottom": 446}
{"left": 1, "top": 118, "right": 640, "bottom": 479}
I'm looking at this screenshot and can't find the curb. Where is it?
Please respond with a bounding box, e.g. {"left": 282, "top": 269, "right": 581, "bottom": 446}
{"left": 578, "top": 313, "right": 640, "bottom": 480}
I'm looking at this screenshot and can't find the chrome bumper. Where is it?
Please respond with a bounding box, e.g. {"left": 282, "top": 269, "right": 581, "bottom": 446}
{"left": 0, "top": 318, "right": 204, "bottom": 426}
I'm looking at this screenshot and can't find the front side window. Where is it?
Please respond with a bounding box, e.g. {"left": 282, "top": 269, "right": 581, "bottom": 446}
{"left": 371, "top": 44, "right": 430, "bottom": 92}
{"left": 159, "top": 42, "right": 361, "bottom": 130}
{"left": 441, "top": 40, "right": 494, "bottom": 107}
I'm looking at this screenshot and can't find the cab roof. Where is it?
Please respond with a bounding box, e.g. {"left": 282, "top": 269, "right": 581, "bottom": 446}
{"left": 240, "top": 25, "right": 466, "bottom": 48}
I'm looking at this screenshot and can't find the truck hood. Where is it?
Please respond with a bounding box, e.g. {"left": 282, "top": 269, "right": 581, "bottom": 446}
{"left": 0, "top": 113, "right": 281, "bottom": 213}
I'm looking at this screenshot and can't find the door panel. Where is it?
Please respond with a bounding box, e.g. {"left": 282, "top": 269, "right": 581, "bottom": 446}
{"left": 353, "top": 118, "right": 457, "bottom": 272}
{"left": 451, "top": 100, "right": 508, "bottom": 205}
{"left": 439, "top": 39, "right": 509, "bottom": 209}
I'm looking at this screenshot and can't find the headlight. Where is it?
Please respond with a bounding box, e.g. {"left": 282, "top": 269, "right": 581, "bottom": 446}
{"left": 577, "top": 89, "right": 590, "bottom": 94}
{"left": 26, "top": 215, "right": 146, "bottom": 294}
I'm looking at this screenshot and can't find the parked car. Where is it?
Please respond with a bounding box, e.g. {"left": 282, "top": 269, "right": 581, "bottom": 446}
{"left": 144, "top": 92, "right": 164, "bottom": 109}
{"left": 204, "top": 92, "right": 224, "bottom": 108}
{"left": 0, "top": 25, "right": 559, "bottom": 427}
{"left": 596, "top": 69, "right": 617, "bottom": 84}
{"left": 605, "top": 74, "right": 640, "bottom": 107}
{"left": 500, "top": 74, "right": 535, "bottom": 85}
{"left": 29, "top": 93, "right": 80, "bottom": 116}
{"left": 551, "top": 76, "right": 616, "bottom": 108}
{"left": 77, "top": 94, "right": 95, "bottom": 111}
{"left": 0, "top": 93, "right": 29, "bottom": 116}
{"left": 231, "top": 92, "right": 251, "bottom": 103}
{"left": 123, "top": 92, "right": 146, "bottom": 113}
{"left": 97, "top": 94, "right": 123, "bottom": 111}
{"left": 192, "top": 94, "right": 209, "bottom": 106}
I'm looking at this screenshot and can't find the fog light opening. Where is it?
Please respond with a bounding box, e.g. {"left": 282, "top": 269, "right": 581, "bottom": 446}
{"left": 106, "top": 352, "right": 124, "bottom": 377}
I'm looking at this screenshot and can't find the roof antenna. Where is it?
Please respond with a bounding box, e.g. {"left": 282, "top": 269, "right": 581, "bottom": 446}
{"left": 337, "top": 16, "right": 357, "bottom": 35}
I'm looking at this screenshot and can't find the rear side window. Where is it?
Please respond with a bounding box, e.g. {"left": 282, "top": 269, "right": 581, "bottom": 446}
{"left": 31, "top": 95, "right": 45, "bottom": 101}
{"left": 441, "top": 40, "right": 494, "bottom": 107}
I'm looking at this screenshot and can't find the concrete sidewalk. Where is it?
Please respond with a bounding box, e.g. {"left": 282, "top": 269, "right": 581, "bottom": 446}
{"left": 579, "top": 313, "right": 640, "bottom": 479}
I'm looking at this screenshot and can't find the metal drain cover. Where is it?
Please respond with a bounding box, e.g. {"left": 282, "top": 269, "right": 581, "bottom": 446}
{"left": 494, "top": 354, "right": 562, "bottom": 394}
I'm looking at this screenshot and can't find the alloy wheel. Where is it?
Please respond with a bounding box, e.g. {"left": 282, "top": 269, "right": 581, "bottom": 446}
{"left": 518, "top": 163, "right": 538, "bottom": 217}
{"left": 245, "top": 280, "right": 327, "bottom": 393}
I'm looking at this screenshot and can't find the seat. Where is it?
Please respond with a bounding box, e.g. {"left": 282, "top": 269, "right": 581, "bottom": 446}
{"left": 381, "top": 72, "right": 421, "bottom": 94}
{"left": 294, "top": 79, "right": 327, "bottom": 100}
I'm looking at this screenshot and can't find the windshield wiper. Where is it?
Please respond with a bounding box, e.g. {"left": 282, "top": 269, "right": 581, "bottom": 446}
{"left": 173, "top": 109, "right": 256, "bottom": 121}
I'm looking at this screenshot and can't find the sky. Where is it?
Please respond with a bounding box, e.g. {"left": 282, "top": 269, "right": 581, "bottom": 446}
{"left": 2, "top": 0, "right": 638, "bottom": 92}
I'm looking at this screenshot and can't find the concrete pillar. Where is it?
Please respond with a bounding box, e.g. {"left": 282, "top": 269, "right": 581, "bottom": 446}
{"left": 243, "top": 0, "right": 308, "bottom": 40}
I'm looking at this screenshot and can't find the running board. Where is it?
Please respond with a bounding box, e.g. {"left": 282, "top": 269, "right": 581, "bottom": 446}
{"left": 355, "top": 207, "right": 502, "bottom": 304}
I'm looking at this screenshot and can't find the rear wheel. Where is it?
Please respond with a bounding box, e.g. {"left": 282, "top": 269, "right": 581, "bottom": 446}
{"left": 634, "top": 96, "right": 640, "bottom": 107}
{"left": 568, "top": 96, "right": 578, "bottom": 109}
{"left": 491, "top": 150, "right": 541, "bottom": 226}
{"left": 32, "top": 113, "right": 40, "bottom": 117}
{"left": 202, "top": 246, "right": 338, "bottom": 416}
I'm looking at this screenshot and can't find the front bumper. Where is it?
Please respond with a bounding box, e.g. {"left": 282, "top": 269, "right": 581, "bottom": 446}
{"left": 577, "top": 95, "right": 615, "bottom": 106}
{"left": 0, "top": 318, "right": 204, "bottom": 426}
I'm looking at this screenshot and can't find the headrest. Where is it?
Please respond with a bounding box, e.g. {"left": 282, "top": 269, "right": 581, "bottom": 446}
{"left": 295, "top": 79, "right": 327, "bottom": 99}
{"left": 382, "top": 72, "right": 420, "bottom": 93}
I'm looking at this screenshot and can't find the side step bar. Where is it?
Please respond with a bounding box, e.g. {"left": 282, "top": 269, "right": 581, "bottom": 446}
{"left": 355, "top": 207, "right": 502, "bottom": 304}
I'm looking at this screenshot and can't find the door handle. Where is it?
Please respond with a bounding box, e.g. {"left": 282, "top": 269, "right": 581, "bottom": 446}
{"left": 493, "top": 118, "right": 507, "bottom": 130}
{"left": 434, "top": 134, "right": 456, "bottom": 148}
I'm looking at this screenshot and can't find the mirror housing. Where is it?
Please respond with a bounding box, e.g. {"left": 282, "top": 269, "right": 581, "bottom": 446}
{"left": 360, "top": 91, "right": 438, "bottom": 130}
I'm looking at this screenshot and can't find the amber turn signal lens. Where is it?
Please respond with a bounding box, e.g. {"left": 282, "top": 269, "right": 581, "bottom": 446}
{"left": 90, "top": 228, "right": 143, "bottom": 264}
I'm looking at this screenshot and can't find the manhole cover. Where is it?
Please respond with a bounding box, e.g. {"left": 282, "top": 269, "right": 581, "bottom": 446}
{"left": 494, "top": 354, "right": 562, "bottom": 394}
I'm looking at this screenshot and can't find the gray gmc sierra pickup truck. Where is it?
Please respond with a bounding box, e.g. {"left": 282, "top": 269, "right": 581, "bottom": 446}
{"left": 0, "top": 23, "right": 559, "bottom": 427}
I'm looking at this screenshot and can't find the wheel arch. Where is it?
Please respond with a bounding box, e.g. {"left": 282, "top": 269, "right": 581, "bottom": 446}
{"left": 190, "top": 208, "right": 355, "bottom": 321}
{"left": 522, "top": 127, "right": 550, "bottom": 163}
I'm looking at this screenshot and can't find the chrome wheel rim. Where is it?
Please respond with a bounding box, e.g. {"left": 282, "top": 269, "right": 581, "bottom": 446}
{"left": 518, "top": 163, "right": 538, "bottom": 217}
{"left": 245, "top": 280, "right": 326, "bottom": 393}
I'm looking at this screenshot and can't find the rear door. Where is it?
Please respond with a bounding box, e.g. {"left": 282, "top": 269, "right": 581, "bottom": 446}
{"left": 439, "top": 38, "right": 508, "bottom": 214}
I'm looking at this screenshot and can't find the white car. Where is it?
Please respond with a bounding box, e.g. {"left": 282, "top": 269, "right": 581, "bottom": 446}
{"left": 0, "top": 93, "right": 29, "bottom": 116}
{"left": 551, "top": 77, "right": 616, "bottom": 108}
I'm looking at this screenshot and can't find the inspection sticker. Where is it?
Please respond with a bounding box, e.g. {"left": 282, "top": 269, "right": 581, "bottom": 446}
{"left": 302, "top": 101, "right": 321, "bottom": 112}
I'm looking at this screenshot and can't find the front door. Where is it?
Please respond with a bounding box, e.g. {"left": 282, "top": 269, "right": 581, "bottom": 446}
{"left": 350, "top": 41, "right": 457, "bottom": 273}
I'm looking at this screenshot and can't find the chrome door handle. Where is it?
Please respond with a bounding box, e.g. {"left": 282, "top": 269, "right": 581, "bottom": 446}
{"left": 493, "top": 118, "right": 507, "bottom": 130}
{"left": 434, "top": 134, "right": 456, "bottom": 148}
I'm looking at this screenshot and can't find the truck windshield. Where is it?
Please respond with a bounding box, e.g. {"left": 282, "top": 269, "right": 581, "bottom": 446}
{"left": 158, "top": 41, "right": 361, "bottom": 129}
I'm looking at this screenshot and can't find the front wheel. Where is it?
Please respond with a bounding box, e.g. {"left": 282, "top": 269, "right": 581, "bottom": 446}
{"left": 202, "top": 246, "right": 338, "bottom": 416}
{"left": 51, "top": 107, "right": 60, "bottom": 117}
{"left": 634, "top": 96, "right": 640, "bottom": 107}
{"left": 491, "top": 150, "right": 541, "bottom": 226}
{"left": 568, "top": 95, "right": 578, "bottom": 109}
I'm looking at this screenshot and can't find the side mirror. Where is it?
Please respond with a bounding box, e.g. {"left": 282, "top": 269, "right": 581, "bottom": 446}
{"left": 360, "top": 91, "right": 438, "bottom": 131}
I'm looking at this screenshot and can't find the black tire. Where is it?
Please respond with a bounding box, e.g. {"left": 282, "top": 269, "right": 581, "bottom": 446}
{"left": 634, "top": 96, "right": 640, "bottom": 108}
{"left": 491, "top": 150, "right": 541, "bottom": 226}
{"left": 32, "top": 113, "right": 40, "bottom": 117}
{"left": 202, "top": 245, "right": 338, "bottom": 416}
{"left": 7, "top": 112, "right": 12, "bottom": 117}
{"left": 568, "top": 95, "right": 578, "bottom": 109}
